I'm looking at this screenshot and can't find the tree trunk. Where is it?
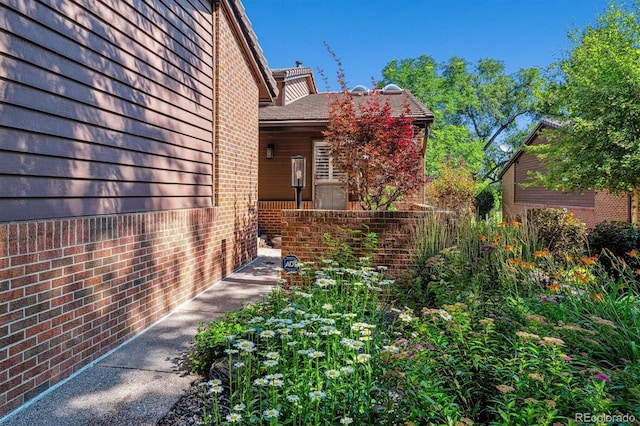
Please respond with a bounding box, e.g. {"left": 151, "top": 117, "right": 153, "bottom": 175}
{"left": 632, "top": 187, "right": 640, "bottom": 223}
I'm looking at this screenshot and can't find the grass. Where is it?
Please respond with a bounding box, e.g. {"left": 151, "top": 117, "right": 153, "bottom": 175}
{"left": 189, "top": 214, "right": 640, "bottom": 425}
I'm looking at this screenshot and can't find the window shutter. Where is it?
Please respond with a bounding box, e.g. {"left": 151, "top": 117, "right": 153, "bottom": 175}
{"left": 314, "top": 141, "right": 344, "bottom": 182}
{"left": 314, "top": 143, "right": 331, "bottom": 180}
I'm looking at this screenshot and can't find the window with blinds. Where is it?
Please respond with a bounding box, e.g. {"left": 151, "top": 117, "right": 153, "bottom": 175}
{"left": 313, "top": 140, "right": 346, "bottom": 209}
{"left": 314, "top": 141, "right": 344, "bottom": 182}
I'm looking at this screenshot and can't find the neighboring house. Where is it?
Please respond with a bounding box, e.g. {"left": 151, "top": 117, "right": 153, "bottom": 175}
{"left": 258, "top": 65, "right": 435, "bottom": 237}
{"left": 500, "top": 119, "right": 632, "bottom": 228}
{"left": 0, "top": 0, "right": 276, "bottom": 416}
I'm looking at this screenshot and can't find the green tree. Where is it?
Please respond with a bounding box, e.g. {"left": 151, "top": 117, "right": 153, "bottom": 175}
{"left": 380, "top": 56, "right": 545, "bottom": 182}
{"left": 530, "top": 1, "right": 640, "bottom": 212}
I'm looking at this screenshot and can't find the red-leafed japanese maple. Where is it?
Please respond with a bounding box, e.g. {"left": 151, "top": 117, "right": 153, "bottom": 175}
{"left": 323, "top": 83, "right": 423, "bottom": 210}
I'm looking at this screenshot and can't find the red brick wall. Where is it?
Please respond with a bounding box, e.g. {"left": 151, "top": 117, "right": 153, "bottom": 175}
{"left": 213, "top": 6, "right": 261, "bottom": 273}
{"left": 280, "top": 210, "right": 430, "bottom": 281}
{"left": 0, "top": 1, "right": 264, "bottom": 416}
{"left": 593, "top": 191, "right": 632, "bottom": 226}
{"left": 0, "top": 208, "right": 258, "bottom": 415}
{"left": 259, "top": 201, "right": 427, "bottom": 239}
{"left": 258, "top": 201, "right": 313, "bottom": 238}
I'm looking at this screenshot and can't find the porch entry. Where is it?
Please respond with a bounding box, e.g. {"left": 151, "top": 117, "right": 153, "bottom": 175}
{"left": 313, "top": 140, "right": 347, "bottom": 209}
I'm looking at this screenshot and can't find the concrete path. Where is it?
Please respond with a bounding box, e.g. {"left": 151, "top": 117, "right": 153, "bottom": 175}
{"left": 0, "top": 248, "right": 280, "bottom": 426}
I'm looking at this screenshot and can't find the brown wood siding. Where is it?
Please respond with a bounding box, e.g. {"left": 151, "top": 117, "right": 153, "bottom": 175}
{"left": 259, "top": 131, "right": 317, "bottom": 201}
{"left": 0, "top": 0, "right": 215, "bottom": 222}
{"left": 514, "top": 144, "right": 595, "bottom": 208}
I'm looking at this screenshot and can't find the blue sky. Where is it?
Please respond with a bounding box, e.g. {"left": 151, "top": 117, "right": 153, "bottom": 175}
{"left": 243, "top": 0, "right": 615, "bottom": 91}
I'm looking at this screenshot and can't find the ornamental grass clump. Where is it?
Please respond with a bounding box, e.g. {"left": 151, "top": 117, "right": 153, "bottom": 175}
{"left": 395, "top": 213, "right": 640, "bottom": 423}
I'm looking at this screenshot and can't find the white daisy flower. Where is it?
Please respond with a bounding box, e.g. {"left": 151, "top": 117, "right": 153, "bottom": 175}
{"left": 263, "top": 408, "right": 280, "bottom": 419}
{"left": 260, "top": 330, "right": 276, "bottom": 338}
{"left": 439, "top": 309, "right": 453, "bottom": 321}
{"left": 307, "top": 350, "right": 325, "bottom": 359}
{"left": 309, "top": 390, "right": 326, "bottom": 400}
{"left": 226, "top": 412, "right": 242, "bottom": 422}
{"left": 208, "top": 384, "right": 223, "bottom": 394}
{"left": 356, "top": 353, "right": 372, "bottom": 363}
{"left": 325, "top": 369, "right": 341, "bottom": 379}
{"left": 263, "top": 359, "right": 278, "bottom": 367}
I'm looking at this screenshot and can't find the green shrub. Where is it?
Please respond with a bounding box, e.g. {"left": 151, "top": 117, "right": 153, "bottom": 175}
{"left": 189, "top": 307, "right": 259, "bottom": 376}
{"left": 589, "top": 221, "right": 640, "bottom": 274}
{"left": 475, "top": 184, "right": 497, "bottom": 219}
{"left": 526, "top": 208, "right": 588, "bottom": 258}
{"left": 321, "top": 225, "right": 378, "bottom": 268}
{"left": 425, "top": 159, "right": 479, "bottom": 217}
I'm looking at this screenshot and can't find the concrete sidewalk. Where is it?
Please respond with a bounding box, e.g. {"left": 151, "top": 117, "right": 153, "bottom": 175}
{"left": 0, "top": 248, "right": 280, "bottom": 426}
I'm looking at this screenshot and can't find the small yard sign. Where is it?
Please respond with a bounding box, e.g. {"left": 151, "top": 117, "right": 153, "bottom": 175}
{"left": 282, "top": 253, "right": 300, "bottom": 274}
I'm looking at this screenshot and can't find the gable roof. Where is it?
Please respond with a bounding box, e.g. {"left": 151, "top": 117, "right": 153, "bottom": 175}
{"left": 272, "top": 66, "right": 318, "bottom": 94}
{"left": 222, "top": 0, "right": 278, "bottom": 103}
{"left": 271, "top": 66, "right": 318, "bottom": 107}
{"left": 498, "top": 118, "right": 561, "bottom": 179}
{"left": 259, "top": 90, "right": 435, "bottom": 128}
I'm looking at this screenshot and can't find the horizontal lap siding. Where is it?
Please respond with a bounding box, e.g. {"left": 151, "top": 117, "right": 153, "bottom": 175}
{"left": 0, "top": 0, "right": 215, "bottom": 222}
{"left": 514, "top": 142, "right": 595, "bottom": 208}
{"left": 258, "top": 132, "right": 316, "bottom": 201}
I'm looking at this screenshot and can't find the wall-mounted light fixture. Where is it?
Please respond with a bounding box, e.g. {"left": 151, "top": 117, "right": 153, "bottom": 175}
{"left": 266, "top": 143, "right": 274, "bottom": 159}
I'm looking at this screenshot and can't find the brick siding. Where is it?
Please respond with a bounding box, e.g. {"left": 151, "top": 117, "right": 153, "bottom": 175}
{"left": 0, "top": 208, "right": 257, "bottom": 415}
{"left": 0, "top": 0, "right": 264, "bottom": 415}
{"left": 592, "top": 191, "right": 632, "bottom": 226}
{"left": 258, "top": 201, "right": 313, "bottom": 238}
{"left": 259, "top": 198, "right": 426, "bottom": 239}
{"left": 280, "top": 210, "right": 431, "bottom": 282}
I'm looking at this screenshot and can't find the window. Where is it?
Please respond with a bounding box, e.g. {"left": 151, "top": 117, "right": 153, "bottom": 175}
{"left": 314, "top": 141, "right": 344, "bottom": 182}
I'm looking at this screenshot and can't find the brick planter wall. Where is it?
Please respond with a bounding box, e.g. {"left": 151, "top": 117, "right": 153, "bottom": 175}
{"left": 258, "top": 201, "right": 313, "bottom": 239}
{"left": 0, "top": 208, "right": 255, "bottom": 416}
{"left": 280, "top": 210, "right": 432, "bottom": 280}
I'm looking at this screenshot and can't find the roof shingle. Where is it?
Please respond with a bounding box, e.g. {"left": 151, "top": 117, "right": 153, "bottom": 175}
{"left": 260, "top": 90, "right": 434, "bottom": 127}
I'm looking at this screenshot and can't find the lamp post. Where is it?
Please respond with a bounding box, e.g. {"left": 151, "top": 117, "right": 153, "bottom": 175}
{"left": 291, "top": 155, "right": 306, "bottom": 209}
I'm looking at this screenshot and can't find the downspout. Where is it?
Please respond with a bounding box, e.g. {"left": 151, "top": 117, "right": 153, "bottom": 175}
{"left": 212, "top": 0, "right": 221, "bottom": 206}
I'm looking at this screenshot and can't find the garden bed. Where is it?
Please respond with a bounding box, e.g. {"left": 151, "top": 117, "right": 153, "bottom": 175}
{"left": 162, "top": 214, "right": 639, "bottom": 425}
